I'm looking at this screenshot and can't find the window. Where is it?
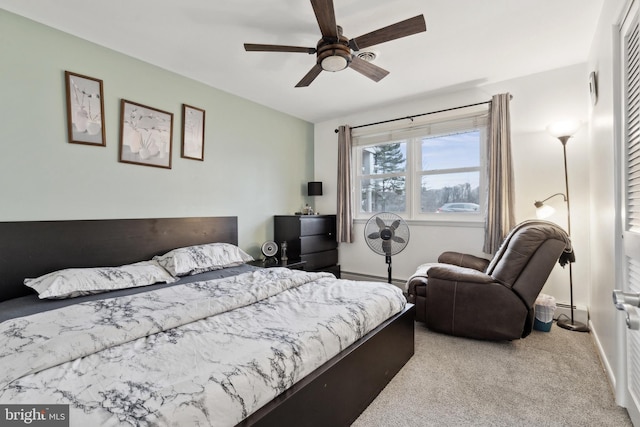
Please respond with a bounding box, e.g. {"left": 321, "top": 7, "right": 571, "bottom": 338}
{"left": 360, "top": 141, "right": 407, "bottom": 212}
{"left": 420, "top": 131, "right": 481, "bottom": 214}
{"left": 353, "top": 106, "right": 488, "bottom": 220}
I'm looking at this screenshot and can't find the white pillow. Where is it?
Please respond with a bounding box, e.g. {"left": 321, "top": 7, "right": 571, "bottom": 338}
{"left": 153, "top": 243, "right": 254, "bottom": 276}
{"left": 24, "top": 260, "right": 177, "bottom": 299}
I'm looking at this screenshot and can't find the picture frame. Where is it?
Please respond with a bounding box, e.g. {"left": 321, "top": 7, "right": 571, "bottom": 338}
{"left": 181, "top": 104, "right": 206, "bottom": 161}
{"left": 119, "top": 99, "right": 173, "bottom": 169}
{"left": 65, "top": 71, "right": 106, "bottom": 146}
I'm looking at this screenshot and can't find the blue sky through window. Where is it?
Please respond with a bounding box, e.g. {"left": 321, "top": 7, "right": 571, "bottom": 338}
{"left": 422, "top": 131, "right": 480, "bottom": 170}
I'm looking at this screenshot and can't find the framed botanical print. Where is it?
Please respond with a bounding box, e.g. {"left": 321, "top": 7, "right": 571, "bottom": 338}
{"left": 65, "top": 71, "right": 106, "bottom": 146}
{"left": 119, "top": 99, "right": 173, "bottom": 169}
{"left": 181, "top": 104, "right": 205, "bottom": 161}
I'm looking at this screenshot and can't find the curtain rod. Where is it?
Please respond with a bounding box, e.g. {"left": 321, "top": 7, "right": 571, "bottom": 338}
{"left": 333, "top": 97, "right": 511, "bottom": 133}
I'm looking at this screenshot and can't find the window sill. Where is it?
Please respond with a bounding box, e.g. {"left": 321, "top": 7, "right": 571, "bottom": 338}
{"left": 354, "top": 217, "right": 484, "bottom": 228}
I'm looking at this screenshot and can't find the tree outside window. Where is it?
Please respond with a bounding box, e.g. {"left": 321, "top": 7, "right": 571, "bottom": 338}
{"left": 360, "top": 142, "right": 407, "bottom": 213}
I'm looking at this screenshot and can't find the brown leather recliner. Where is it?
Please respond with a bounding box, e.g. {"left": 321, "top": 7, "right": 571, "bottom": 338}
{"left": 407, "top": 220, "right": 574, "bottom": 341}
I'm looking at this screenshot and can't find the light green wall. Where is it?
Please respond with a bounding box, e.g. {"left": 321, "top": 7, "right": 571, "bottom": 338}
{"left": 0, "top": 10, "right": 314, "bottom": 256}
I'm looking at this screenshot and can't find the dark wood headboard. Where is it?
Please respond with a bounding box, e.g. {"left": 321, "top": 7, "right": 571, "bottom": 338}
{"left": 0, "top": 216, "right": 238, "bottom": 302}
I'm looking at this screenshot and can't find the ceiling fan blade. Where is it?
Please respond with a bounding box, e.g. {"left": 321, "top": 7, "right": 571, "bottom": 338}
{"left": 375, "top": 217, "right": 386, "bottom": 230}
{"left": 244, "top": 43, "right": 316, "bottom": 54}
{"left": 349, "top": 15, "right": 426, "bottom": 51}
{"left": 295, "top": 64, "right": 323, "bottom": 87}
{"left": 349, "top": 55, "right": 390, "bottom": 82}
{"left": 367, "top": 232, "right": 381, "bottom": 240}
{"left": 311, "top": 0, "right": 338, "bottom": 38}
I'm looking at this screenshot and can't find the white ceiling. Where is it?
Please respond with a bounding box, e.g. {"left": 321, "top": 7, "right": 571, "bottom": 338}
{"left": 0, "top": 0, "right": 604, "bottom": 123}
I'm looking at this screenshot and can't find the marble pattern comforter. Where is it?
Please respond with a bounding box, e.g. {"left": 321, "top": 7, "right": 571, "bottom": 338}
{"left": 0, "top": 268, "right": 406, "bottom": 426}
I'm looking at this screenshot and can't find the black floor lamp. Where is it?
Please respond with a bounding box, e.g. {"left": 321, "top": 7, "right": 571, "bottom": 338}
{"left": 534, "top": 120, "right": 589, "bottom": 332}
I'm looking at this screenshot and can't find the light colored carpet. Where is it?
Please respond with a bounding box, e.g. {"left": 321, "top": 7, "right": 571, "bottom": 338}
{"left": 353, "top": 322, "right": 632, "bottom": 426}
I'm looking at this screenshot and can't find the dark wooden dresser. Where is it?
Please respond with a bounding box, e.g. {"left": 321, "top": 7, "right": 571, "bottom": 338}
{"left": 274, "top": 215, "right": 340, "bottom": 278}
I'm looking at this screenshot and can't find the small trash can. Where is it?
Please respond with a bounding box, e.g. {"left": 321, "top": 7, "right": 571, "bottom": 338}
{"left": 533, "top": 293, "right": 556, "bottom": 332}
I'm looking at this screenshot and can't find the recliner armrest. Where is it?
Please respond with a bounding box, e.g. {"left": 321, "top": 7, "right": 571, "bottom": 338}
{"left": 438, "top": 251, "right": 490, "bottom": 272}
{"left": 428, "top": 265, "right": 495, "bottom": 284}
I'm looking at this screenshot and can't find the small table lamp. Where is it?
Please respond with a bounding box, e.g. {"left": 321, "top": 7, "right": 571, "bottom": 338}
{"left": 306, "top": 181, "right": 323, "bottom": 215}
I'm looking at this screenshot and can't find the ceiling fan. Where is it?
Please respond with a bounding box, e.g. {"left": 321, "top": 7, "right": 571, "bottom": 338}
{"left": 243, "top": 0, "right": 426, "bottom": 87}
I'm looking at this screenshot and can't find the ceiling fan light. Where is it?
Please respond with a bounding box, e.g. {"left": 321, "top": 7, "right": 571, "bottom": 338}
{"left": 321, "top": 55, "right": 348, "bottom": 72}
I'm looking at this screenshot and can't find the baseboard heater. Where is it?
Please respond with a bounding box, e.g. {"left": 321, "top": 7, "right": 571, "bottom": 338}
{"left": 341, "top": 271, "right": 406, "bottom": 289}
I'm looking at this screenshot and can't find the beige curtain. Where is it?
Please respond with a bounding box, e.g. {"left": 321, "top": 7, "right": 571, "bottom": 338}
{"left": 337, "top": 125, "right": 354, "bottom": 243}
{"left": 483, "top": 93, "right": 515, "bottom": 254}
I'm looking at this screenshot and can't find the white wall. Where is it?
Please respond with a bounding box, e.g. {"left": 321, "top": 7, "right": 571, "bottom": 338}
{"left": 587, "top": 0, "right": 628, "bottom": 405}
{"left": 314, "top": 64, "right": 590, "bottom": 309}
{"left": 0, "top": 10, "right": 315, "bottom": 257}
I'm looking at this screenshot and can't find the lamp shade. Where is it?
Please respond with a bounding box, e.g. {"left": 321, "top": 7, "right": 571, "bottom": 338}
{"left": 535, "top": 203, "right": 556, "bottom": 219}
{"left": 533, "top": 193, "right": 566, "bottom": 219}
{"left": 546, "top": 120, "right": 582, "bottom": 138}
{"left": 308, "top": 181, "right": 323, "bottom": 196}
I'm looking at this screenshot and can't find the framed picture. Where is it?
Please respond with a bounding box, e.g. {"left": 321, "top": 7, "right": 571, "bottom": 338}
{"left": 119, "top": 99, "right": 173, "bottom": 169}
{"left": 65, "top": 71, "right": 106, "bottom": 146}
{"left": 181, "top": 104, "right": 205, "bottom": 161}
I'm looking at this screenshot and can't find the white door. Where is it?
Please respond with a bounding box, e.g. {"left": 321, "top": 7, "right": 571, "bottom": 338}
{"left": 620, "top": 0, "right": 640, "bottom": 423}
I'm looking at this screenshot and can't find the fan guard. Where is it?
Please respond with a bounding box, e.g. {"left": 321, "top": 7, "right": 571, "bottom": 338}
{"left": 364, "top": 212, "right": 410, "bottom": 283}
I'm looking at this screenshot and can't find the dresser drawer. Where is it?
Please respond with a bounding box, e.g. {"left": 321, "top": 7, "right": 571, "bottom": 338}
{"left": 301, "top": 249, "right": 338, "bottom": 270}
{"left": 300, "top": 216, "right": 335, "bottom": 237}
{"left": 300, "top": 235, "right": 337, "bottom": 254}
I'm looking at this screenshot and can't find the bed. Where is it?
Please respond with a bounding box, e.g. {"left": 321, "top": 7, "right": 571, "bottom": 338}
{"left": 0, "top": 216, "right": 414, "bottom": 426}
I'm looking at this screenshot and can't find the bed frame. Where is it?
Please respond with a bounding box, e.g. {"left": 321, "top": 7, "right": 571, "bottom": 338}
{"left": 0, "top": 216, "right": 415, "bottom": 426}
{"left": 0, "top": 216, "right": 238, "bottom": 302}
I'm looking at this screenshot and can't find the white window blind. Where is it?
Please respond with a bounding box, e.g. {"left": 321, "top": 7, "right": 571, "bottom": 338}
{"left": 622, "top": 2, "right": 640, "bottom": 422}
{"left": 627, "top": 16, "right": 640, "bottom": 232}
